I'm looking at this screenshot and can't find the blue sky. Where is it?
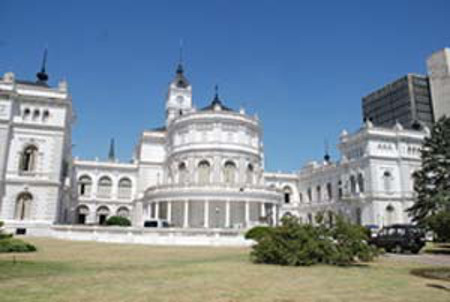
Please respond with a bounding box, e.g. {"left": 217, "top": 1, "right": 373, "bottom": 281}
{"left": 1, "top": 1, "right": 449, "bottom": 171}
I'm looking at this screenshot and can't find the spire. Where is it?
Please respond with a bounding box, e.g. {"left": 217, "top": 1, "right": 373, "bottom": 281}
{"left": 172, "top": 41, "right": 189, "bottom": 88}
{"left": 108, "top": 138, "right": 115, "bottom": 162}
{"left": 36, "top": 48, "right": 49, "bottom": 83}
{"left": 212, "top": 84, "right": 221, "bottom": 104}
{"left": 176, "top": 39, "right": 184, "bottom": 74}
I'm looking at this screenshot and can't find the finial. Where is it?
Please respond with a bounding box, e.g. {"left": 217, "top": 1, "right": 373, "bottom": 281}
{"left": 108, "top": 138, "right": 115, "bottom": 161}
{"left": 179, "top": 39, "right": 183, "bottom": 65}
{"left": 176, "top": 39, "right": 184, "bottom": 74}
{"left": 36, "top": 48, "right": 49, "bottom": 83}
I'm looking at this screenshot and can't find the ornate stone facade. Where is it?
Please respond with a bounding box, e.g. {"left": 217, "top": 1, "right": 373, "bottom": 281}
{"left": 0, "top": 63, "right": 427, "bottom": 237}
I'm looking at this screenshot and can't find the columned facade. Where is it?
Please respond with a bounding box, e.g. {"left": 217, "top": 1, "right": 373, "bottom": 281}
{"left": 141, "top": 184, "right": 281, "bottom": 228}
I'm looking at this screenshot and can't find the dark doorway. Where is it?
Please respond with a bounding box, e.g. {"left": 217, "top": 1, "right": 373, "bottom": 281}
{"left": 99, "top": 214, "right": 107, "bottom": 225}
{"left": 78, "top": 214, "right": 86, "bottom": 224}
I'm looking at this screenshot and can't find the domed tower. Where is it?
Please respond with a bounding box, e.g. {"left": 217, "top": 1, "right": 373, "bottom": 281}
{"left": 165, "top": 63, "right": 192, "bottom": 125}
{"left": 142, "top": 84, "right": 282, "bottom": 229}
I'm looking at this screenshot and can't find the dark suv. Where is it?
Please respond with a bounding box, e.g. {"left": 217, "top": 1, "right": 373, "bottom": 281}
{"left": 370, "top": 224, "right": 425, "bottom": 254}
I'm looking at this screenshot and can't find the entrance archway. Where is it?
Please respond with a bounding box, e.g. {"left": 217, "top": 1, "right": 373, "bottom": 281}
{"left": 15, "top": 192, "right": 32, "bottom": 220}
{"left": 76, "top": 205, "right": 89, "bottom": 224}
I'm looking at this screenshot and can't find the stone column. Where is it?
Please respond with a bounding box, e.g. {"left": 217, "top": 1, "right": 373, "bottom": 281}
{"left": 183, "top": 200, "right": 189, "bottom": 228}
{"left": 272, "top": 204, "right": 277, "bottom": 226}
{"left": 245, "top": 201, "right": 250, "bottom": 227}
{"left": 133, "top": 201, "right": 143, "bottom": 227}
{"left": 167, "top": 201, "right": 172, "bottom": 223}
{"left": 204, "top": 200, "right": 209, "bottom": 228}
{"left": 147, "top": 204, "right": 152, "bottom": 219}
{"left": 225, "top": 200, "right": 230, "bottom": 228}
{"left": 155, "top": 202, "right": 160, "bottom": 219}
{"left": 261, "top": 202, "right": 266, "bottom": 219}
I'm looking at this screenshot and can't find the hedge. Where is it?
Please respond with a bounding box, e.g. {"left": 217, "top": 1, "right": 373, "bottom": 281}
{"left": 0, "top": 238, "right": 37, "bottom": 253}
{"left": 106, "top": 216, "right": 131, "bottom": 226}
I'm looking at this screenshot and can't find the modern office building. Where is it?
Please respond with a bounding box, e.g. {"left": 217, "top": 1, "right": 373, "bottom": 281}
{"left": 362, "top": 74, "right": 434, "bottom": 129}
{"left": 427, "top": 48, "right": 450, "bottom": 120}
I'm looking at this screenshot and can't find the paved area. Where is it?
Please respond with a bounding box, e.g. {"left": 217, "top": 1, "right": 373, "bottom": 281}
{"left": 384, "top": 253, "right": 450, "bottom": 266}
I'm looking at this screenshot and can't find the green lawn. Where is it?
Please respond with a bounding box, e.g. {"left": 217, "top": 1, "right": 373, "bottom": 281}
{"left": 0, "top": 238, "right": 449, "bottom": 302}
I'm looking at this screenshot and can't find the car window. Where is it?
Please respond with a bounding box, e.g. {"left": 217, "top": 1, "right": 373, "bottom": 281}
{"left": 379, "top": 228, "right": 388, "bottom": 236}
{"left": 144, "top": 221, "right": 158, "bottom": 227}
{"left": 397, "top": 228, "right": 406, "bottom": 236}
{"left": 387, "top": 228, "right": 397, "bottom": 236}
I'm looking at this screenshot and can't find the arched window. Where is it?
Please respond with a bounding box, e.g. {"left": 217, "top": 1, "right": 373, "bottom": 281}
{"left": 178, "top": 162, "right": 188, "bottom": 184}
{"left": 78, "top": 175, "right": 92, "bottom": 197}
{"left": 307, "top": 213, "right": 313, "bottom": 224}
{"left": 383, "top": 171, "right": 393, "bottom": 193}
{"left": 246, "top": 164, "right": 254, "bottom": 184}
{"left": 328, "top": 211, "right": 334, "bottom": 227}
{"left": 98, "top": 176, "right": 112, "bottom": 198}
{"left": 20, "top": 145, "right": 38, "bottom": 172}
{"left": 117, "top": 207, "right": 130, "bottom": 218}
{"left": 386, "top": 204, "right": 395, "bottom": 225}
{"left": 338, "top": 180, "right": 343, "bottom": 200}
{"left": 350, "top": 175, "right": 357, "bottom": 194}
{"left": 326, "top": 182, "right": 333, "bottom": 200}
{"left": 118, "top": 178, "right": 132, "bottom": 199}
{"left": 316, "top": 185, "right": 322, "bottom": 202}
{"left": 42, "top": 110, "right": 50, "bottom": 122}
{"left": 223, "top": 161, "right": 237, "bottom": 184}
{"left": 15, "top": 192, "right": 32, "bottom": 220}
{"left": 23, "top": 108, "right": 30, "bottom": 120}
{"left": 96, "top": 206, "right": 110, "bottom": 225}
{"left": 307, "top": 188, "right": 312, "bottom": 202}
{"left": 357, "top": 173, "right": 365, "bottom": 193}
{"left": 283, "top": 186, "right": 292, "bottom": 203}
{"left": 32, "top": 109, "right": 40, "bottom": 121}
{"left": 198, "top": 160, "right": 211, "bottom": 184}
{"left": 76, "top": 205, "right": 89, "bottom": 224}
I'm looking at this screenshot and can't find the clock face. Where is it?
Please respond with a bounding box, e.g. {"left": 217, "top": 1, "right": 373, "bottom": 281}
{"left": 176, "top": 95, "right": 184, "bottom": 105}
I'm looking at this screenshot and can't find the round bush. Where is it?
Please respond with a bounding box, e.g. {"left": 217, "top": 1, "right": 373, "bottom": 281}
{"left": 250, "top": 215, "right": 378, "bottom": 266}
{"left": 106, "top": 216, "right": 131, "bottom": 226}
{"left": 0, "top": 238, "right": 37, "bottom": 253}
{"left": 0, "top": 220, "right": 4, "bottom": 228}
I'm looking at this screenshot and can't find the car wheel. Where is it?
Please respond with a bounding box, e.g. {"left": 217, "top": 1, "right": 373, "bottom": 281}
{"left": 394, "top": 244, "right": 403, "bottom": 254}
{"left": 411, "top": 247, "right": 421, "bottom": 254}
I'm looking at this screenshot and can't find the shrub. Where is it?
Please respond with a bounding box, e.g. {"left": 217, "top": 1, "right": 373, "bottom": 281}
{"left": 106, "top": 216, "right": 131, "bottom": 227}
{"left": 250, "top": 216, "right": 378, "bottom": 266}
{"left": 0, "top": 238, "right": 37, "bottom": 253}
{"left": 0, "top": 220, "right": 4, "bottom": 228}
{"left": 426, "top": 211, "right": 450, "bottom": 242}
{"left": 0, "top": 233, "right": 13, "bottom": 240}
{"left": 245, "top": 226, "right": 273, "bottom": 241}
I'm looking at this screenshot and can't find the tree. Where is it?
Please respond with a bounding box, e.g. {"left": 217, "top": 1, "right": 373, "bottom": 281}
{"left": 408, "top": 116, "right": 450, "bottom": 232}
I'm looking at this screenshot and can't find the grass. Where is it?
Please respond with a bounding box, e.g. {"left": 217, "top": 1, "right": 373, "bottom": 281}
{"left": 0, "top": 238, "right": 449, "bottom": 302}
{"left": 424, "top": 242, "right": 450, "bottom": 255}
{"left": 411, "top": 267, "right": 450, "bottom": 282}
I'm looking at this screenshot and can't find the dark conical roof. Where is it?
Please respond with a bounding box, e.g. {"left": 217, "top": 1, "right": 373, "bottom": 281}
{"left": 173, "top": 63, "right": 189, "bottom": 88}
{"left": 36, "top": 49, "right": 49, "bottom": 83}
{"left": 200, "top": 85, "right": 233, "bottom": 112}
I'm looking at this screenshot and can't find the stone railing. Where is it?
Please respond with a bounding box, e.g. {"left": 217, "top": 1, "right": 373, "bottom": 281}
{"left": 51, "top": 225, "right": 253, "bottom": 246}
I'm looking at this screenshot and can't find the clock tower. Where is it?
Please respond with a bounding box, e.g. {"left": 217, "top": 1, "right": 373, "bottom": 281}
{"left": 166, "top": 63, "right": 192, "bottom": 125}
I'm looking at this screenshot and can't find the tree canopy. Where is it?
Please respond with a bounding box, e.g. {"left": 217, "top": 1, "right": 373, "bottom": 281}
{"left": 408, "top": 116, "right": 450, "bottom": 239}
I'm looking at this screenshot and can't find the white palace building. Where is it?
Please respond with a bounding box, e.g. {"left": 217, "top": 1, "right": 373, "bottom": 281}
{"left": 0, "top": 61, "right": 427, "bottom": 245}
